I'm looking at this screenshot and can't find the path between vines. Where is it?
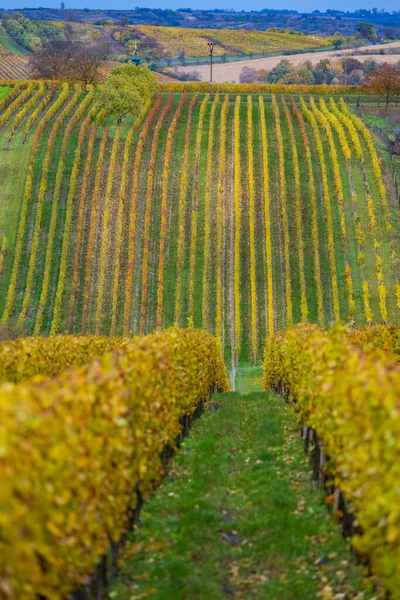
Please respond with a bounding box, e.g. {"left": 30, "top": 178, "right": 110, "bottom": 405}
{"left": 110, "top": 369, "right": 373, "bottom": 600}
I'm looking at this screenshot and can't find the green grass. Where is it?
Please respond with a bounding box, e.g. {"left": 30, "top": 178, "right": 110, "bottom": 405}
{"left": 0, "top": 25, "right": 28, "bottom": 56}
{"left": 110, "top": 387, "right": 374, "bottom": 600}
{"left": 0, "top": 86, "right": 10, "bottom": 100}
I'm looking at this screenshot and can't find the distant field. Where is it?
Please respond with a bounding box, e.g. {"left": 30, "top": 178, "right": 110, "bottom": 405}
{"left": 133, "top": 25, "right": 328, "bottom": 58}
{"left": 178, "top": 40, "right": 400, "bottom": 82}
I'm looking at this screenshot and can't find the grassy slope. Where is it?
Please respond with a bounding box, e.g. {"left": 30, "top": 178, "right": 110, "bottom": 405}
{"left": 0, "top": 25, "right": 28, "bottom": 56}
{"left": 110, "top": 375, "right": 374, "bottom": 599}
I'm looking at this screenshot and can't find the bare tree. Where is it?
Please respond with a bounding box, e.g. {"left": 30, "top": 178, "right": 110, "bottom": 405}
{"left": 29, "top": 40, "right": 72, "bottom": 80}
{"left": 29, "top": 40, "right": 107, "bottom": 85}
{"left": 364, "top": 64, "right": 400, "bottom": 110}
{"left": 68, "top": 43, "right": 107, "bottom": 85}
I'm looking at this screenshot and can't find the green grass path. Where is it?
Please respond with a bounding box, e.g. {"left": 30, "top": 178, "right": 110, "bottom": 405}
{"left": 110, "top": 373, "right": 372, "bottom": 600}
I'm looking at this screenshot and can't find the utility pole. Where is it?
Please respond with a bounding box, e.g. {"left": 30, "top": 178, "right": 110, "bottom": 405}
{"left": 208, "top": 42, "right": 215, "bottom": 97}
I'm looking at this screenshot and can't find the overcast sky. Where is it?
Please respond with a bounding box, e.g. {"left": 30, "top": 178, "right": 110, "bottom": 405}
{"left": 0, "top": 0, "right": 398, "bottom": 13}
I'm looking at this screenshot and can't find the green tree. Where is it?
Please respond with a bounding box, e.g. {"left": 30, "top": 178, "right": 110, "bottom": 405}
{"left": 99, "top": 65, "right": 157, "bottom": 124}
{"left": 266, "top": 59, "right": 293, "bottom": 84}
{"left": 356, "top": 22, "right": 378, "bottom": 43}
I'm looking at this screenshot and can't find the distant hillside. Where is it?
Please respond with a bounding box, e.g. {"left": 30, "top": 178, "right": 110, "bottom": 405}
{"left": 1, "top": 7, "right": 400, "bottom": 39}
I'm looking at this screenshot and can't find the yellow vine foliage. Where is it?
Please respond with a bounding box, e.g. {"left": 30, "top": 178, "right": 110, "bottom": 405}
{"left": 34, "top": 90, "right": 94, "bottom": 336}
{"left": 18, "top": 88, "right": 82, "bottom": 327}
{"left": 0, "top": 82, "right": 34, "bottom": 131}
{"left": 0, "top": 335, "right": 125, "bottom": 384}
{"left": 1, "top": 83, "right": 70, "bottom": 327}
{"left": 263, "top": 323, "right": 400, "bottom": 598}
{"left": 319, "top": 97, "right": 351, "bottom": 161}
{"left": 140, "top": 92, "right": 173, "bottom": 335}
{"left": 24, "top": 85, "right": 55, "bottom": 139}
{"left": 282, "top": 97, "right": 308, "bottom": 322}
{"left": 362, "top": 280, "right": 373, "bottom": 324}
{"left": 95, "top": 127, "right": 121, "bottom": 335}
{"left": 329, "top": 98, "right": 363, "bottom": 162}
{"left": 313, "top": 97, "right": 355, "bottom": 321}
{"left": 0, "top": 328, "right": 229, "bottom": 599}
{"left": 123, "top": 93, "right": 162, "bottom": 335}
{"left": 0, "top": 234, "right": 7, "bottom": 283}
{"left": 301, "top": 97, "right": 340, "bottom": 321}
{"left": 0, "top": 83, "right": 20, "bottom": 112}
{"left": 67, "top": 125, "right": 97, "bottom": 331}
{"left": 291, "top": 98, "right": 324, "bottom": 327}
{"left": 247, "top": 96, "right": 258, "bottom": 360}
{"left": 233, "top": 95, "right": 242, "bottom": 358}
{"left": 161, "top": 82, "right": 367, "bottom": 96}
{"left": 272, "top": 95, "right": 292, "bottom": 327}
{"left": 174, "top": 94, "right": 199, "bottom": 325}
{"left": 202, "top": 93, "right": 219, "bottom": 331}
{"left": 215, "top": 95, "right": 229, "bottom": 340}
{"left": 7, "top": 83, "right": 44, "bottom": 144}
{"left": 259, "top": 96, "right": 274, "bottom": 336}
{"left": 81, "top": 127, "right": 109, "bottom": 333}
{"left": 188, "top": 93, "right": 209, "bottom": 321}
{"left": 156, "top": 92, "right": 188, "bottom": 330}
{"left": 348, "top": 323, "right": 400, "bottom": 357}
{"left": 110, "top": 99, "right": 152, "bottom": 337}
{"left": 51, "top": 112, "right": 94, "bottom": 335}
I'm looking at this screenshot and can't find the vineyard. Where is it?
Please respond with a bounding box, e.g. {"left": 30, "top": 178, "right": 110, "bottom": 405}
{"left": 2, "top": 74, "right": 400, "bottom": 600}
{"left": 0, "top": 44, "right": 29, "bottom": 79}
{"left": 133, "top": 25, "right": 328, "bottom": 57}
{"left": 0, "top": 83, "right": 399, "bottom": 363}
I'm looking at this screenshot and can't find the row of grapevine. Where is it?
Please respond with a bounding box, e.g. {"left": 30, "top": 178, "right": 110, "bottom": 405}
{"left": 6, "top": 82, "right": 45, "bottom": 145}
{"left": 94, "top": 127, "right": 121, "bottom": 334}
{"left": 259, "top": 96, "right": 274, "bottom": 337}
{"left": 174, "top": 94, "right": 199, "bottom": 326}
{"left": 0, "top": 55, "right": 29, "bottom": 79}
{"left": 0, "top": 82, "right": 34, "bottom": 131}
{"left": 300, "top": 97, "right": 341, "bottom": 322}
{"left": 1, "top": 84, "right": 71, "bottom": 326}
{"left": 263, "top": 323, "right": 400, "bottom": 599}
{"left": 311, "top": 97, "right": 356, "bottom": 320}
{"left": 81, "top": 127, "right": 109, "bottom": 333}
{"left": 1, "top": 328, "right": 229, "bottom": 600}
{"left": 110, "top": 99, "right": 152, "bottom": 336}
{"left": 290, "top": 98, "right": 324, "bottom": 326}
{"left": 338, "top": 99, "right": 392, "bottom": 322}
{"left": 343, "top": 102, "right": 400, "bottom": 312}
{"left": 123, "top": 92, "right": 163, "bottom": 335}
{"left": 247, "top": 96, "right": 258, "bottom": 361}
{"left": 33, "top": 90, "right": 94, "bottom": 335}
{"left": 215, "top": 95, "right": 229, "bottom": 342}
{"left": 156, "top": 91, "right": 188, "bottom": 330}
{"left": 330, "top": 99, "right": 374, "bottom": 323}
{"left": 50, "top": 109, "right": 96, "bottom": 335}
{"left": 272, "top": 95, "right": 293, "bottom": 327}
{"left": 68, "top": 124, "right": 97, "bottom": 332}
{"left": 16, "top": 89, "right": 83, "bottom": 328}
{"left": 233, "top": 95, "right": 242, "bottom": 359}
{"left": 202, "top": 93, "right": 219, "bottom": 331}
{"left": 187, "top": 94, "right": 209, "bottom": 322}
{"left": 281, "top": 97, "right": 308, "bottom": 323}
{"left": 139, "top": 92, "right": 174, "bottom": 335}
